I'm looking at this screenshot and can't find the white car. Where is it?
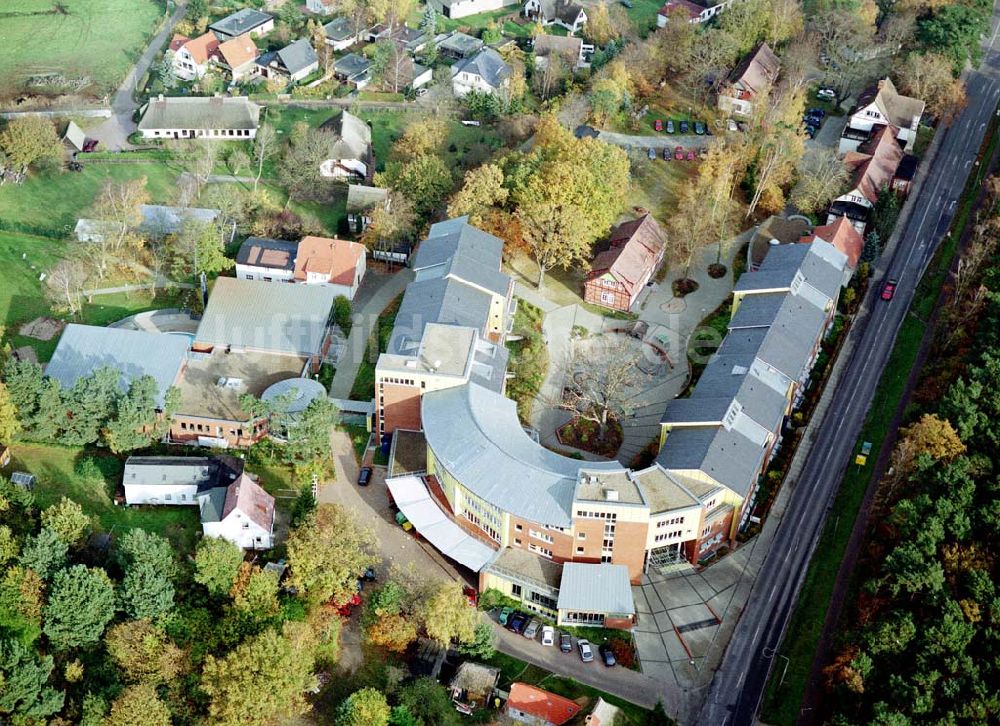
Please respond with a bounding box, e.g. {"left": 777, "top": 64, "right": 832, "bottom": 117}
{"left": 816, "top": 88, "right": 836, "bottom": 101}
{"left": 578, "top": 638, "right": 594, "bottom": 662}
{"left": 540, "top": 625, "right": 555, "bottom": 646}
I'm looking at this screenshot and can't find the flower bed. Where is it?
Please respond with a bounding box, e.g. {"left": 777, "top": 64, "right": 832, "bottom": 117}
{"left": 556, "top": 417, "right": 623, "bottom": 457}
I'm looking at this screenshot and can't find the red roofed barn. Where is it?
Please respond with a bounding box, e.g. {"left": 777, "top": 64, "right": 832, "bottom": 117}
{"left": 583, "top": 214, "right": 667, "bottom": 312}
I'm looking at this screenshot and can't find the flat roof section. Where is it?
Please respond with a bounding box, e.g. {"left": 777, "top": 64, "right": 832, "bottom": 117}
{"left": 389, "top": 429, "right": 428, "bottom": 478}
{"left": 176, "top": 348, "right": 307, "bottom": 421}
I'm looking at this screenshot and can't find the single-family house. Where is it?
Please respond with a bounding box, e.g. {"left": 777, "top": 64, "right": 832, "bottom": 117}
{"left": 62, "top": 121, "right": 86, "bottom": 154}
{"left": 213, "top": 34, "right": 259, "bottom": 81}
{"left": 235, "top": 236, "right": 299, "bottom": 282}
{"left": 346, "top": 184, "right": 390, "bottom": 232}
{"left": 657, "top": 0, "right": 732, "bottom": 25}
{"left": 199, "top": 473, "right": 276, "bottom": 549}
{"left": 800, "top": 216, "right": 863, "bottom": 280}
{"left": 390, "top": 56, "right": 433, "bottom": 91}
{"left": 390, "top": 25, "right": 431, "bottom": 55}
{"left": 506, "top": 683, "right": 581, "bottom": 726}
{"left": 293, "top": 235, "right": 367, "bottom": 298}
{"left": 306, "top": 0, "right": 335, "bottom": 15}
{"left": 122, "top": 455, "right": 244, "bottom": 506}
{"left": 523, "top": 0, "right": 588, "bottom": 34}
{"left": 319, "top": 110, "right": 372, "bottom": 179}
{"left": 137, "top": 95, "right": 261, "bottom": 140}
{"left": 333, "top": 53, "right": 372, "bottom": 88}
{"left": 46, "top": 325, "right": 189, "bottom": 410}
{"left": 452, "top": 48, "right": 511, "bottom": 98}
{"left": 583, "top": 214, "right": 667, "bottom": 312}
{"left": 831, "top": 125, "right": 904, "bottom": 233}
{"left": 436, "top": 31, "right": 484, "bottom": 60}
{"left": 845, "top": 77, "right": 924, "bottom": 152}
{"left": 323, "top": 16, "right": 362, "bottom": 51}
{"left": 427, "top": 0, "right": 519, "bottom": 20}
{"left": 255, "top": 38, "right": 319, "bottom": 83}
{"left": 169, "top": 32, "right": 219, "bottom": 80}
{"left": 209, "top": 8, "right": 274, "bottom": 40}
{"left": 718, "top": 42, "right": 780, "bottom": 117}
{"left": 533, "top": 35, "right": 589, "bottom": 71}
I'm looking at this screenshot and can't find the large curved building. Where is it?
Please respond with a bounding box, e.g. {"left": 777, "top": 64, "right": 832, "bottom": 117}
{"left": 378, "top": 217, "right": 848, "bottom": 623}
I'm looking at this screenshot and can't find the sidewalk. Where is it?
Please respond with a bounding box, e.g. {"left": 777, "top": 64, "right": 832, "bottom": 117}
{"left": 327, "top": 269, "right": 412, "bottom": 400}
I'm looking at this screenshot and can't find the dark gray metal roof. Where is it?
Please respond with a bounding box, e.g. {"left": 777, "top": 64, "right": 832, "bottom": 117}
{"left": 728, "top": 293, "right": 785, "bottom": 329}
{"left": 276, "top": 39, "right": 318, "bottom": 75}
{"left": 123, "top": 455, "right": 244, "bottom": 490}
{"left": 195, "top": 277, "right": 335, "bottom": 357}
{"left": 46, "top": 324, "right": 189, "bottom": 408}
{"left": 656, "top": 426, "right": 766, "bottom": 498}
{"left": 209, "top": 8, "right": 272, "bottom": 37}
{"left": 422, "top": 383, "right": 622, "bottom": 527}
{"left": 556, "top": 563, "right": 635, "bottom": 615}
{"left": 453, "top": 47, "right": 510, "bottom": 89}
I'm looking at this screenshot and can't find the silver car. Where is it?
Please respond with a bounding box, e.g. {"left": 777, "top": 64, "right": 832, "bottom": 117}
{"left": 523, "top": 619, "right": 541, "bottom": 640}
{"left": 578, "top": 638, "right": 594, "bottom": 662}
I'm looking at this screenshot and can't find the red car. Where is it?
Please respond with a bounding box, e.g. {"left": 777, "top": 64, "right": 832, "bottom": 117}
{"left": 687, "top": 149, "right": 696, "bottom": 161}
{"left": 881, "top": 279, "right": 898, "bottom": 301}
{"left": 463, "top": 586, "right": 478, "bottom": 607}
{"left": 654, "top": 119, "right": 663, "bottom": 132}
{"left": 674, "top": 146, "right": 685, "bottom": 160}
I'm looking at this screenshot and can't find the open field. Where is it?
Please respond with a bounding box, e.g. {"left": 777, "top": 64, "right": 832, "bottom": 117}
{"left": 0, "top": 0, "right": 164, "bottom": 100}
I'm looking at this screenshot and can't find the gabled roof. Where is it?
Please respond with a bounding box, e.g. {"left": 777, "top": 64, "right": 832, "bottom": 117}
{"left": 169, "top": 34, "right": 189, "bottom": 53}
{"left": 293, "top": 235, "right": 365, "bottom": 285}
{"left": 728, "top": 42, "right": 780, "bottom": 95}
{"left": 413, "top": 216, "right": 510, "bottom": 297}
{"left": 235, "top": 236, "right": 298, "bottom": 271}
{"left": 209, "top": 8, "right": 273, "bottom": 37}
{"left": 657, "top": 424, "right": 767, "bottom": 497}
{"left": 320, "top": 110, "right": 371, "bottom": 160}
{"left": 124, "top": 455, "right": 244, "bottom": 491}
{"left": 658, "top": 0, "right": 705, "bottom": 20}
{"left": 46, "top": 325, "right": 188, "bottom": 408}
{"left": 533, "top": 34, "right": 583, "bottom": 59}
{"left": 333, "top": 52, "right": 372, "bottom": 79}
{"left": 275, "top": 38, "right": 318, "bottom": 75}
{"left": 437, "top": 31, "right": 484, "bottom": 57}
{"left": 139, "top": 204, "right": 220, "bottom": 235}
{"left": 216, "top": 34, "right": 258, "bottom": 69}
{"left": 507, "top": 683, "right": 582, "bottom": 726}
{"left": 844, "top": 124, "right": 903, "bottom": 204}
{"left": 586, "top": 214, "right": 666, "bottom": 298}
{"left": 324, "top": 16, "right": 357, "bottom": 42}
{"left": 138, "top": 96, "right": 261, "bottom": 132}
{"left": 453, "top": 48, "right": 510, "bottom": 89}
{"left": 63, "top": 121, "right": 86, "bottom": 151}
{"left": 177, "top": 31, "right": 220, "bottom": 64}
{"left": 346, "top": 184, "right": 389, "bottom": 213}
{"left": 195, "top": 277, "right": 336, "bottom": 356}
{"left": 221, "top": 474, "right": 275, "bottom": 531}
{"left": 802, "top": 216, "right": 863, "bottom": 270}
{"left": 854, "top": 77, "right": 925, "bottom": 130}
{"left": 536, "top": 0, "right": 586, "bottom": 24}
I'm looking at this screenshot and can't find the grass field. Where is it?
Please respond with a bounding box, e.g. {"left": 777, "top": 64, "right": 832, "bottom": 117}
{"left": 0, "top": 0, "right": 164, "bottom": 99}
{"left": 6, "top": 443, "right": 202, "bottom": 553}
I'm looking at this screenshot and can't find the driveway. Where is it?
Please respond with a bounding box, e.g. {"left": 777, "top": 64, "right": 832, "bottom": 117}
{"left": 598, "top": 129, "right": 713, "bottom": 151}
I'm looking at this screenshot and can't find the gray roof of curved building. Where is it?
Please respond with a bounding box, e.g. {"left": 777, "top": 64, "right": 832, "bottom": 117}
{"left": 261, "top": 377, "right": 328, "bottom": 413}
{"left": 656, "top": 425, "right": 766, "bottom": 498}
{"left": 422, "top": 383, "right": 622, "bottom": 527}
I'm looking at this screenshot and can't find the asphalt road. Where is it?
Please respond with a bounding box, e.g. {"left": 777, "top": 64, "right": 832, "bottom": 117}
{"left": 696, "top": 15, "right": 1000, "bottom": 726}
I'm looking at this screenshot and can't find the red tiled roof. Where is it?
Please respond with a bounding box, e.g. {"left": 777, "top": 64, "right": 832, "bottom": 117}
{"left": 294, "top": 235, "right": 366, "bottom": 285}
{"left": 585, "top": 214, "right": 666, "bottom": 297}
{"left": 216, "top": 34, "right": 258, "bottom": 69}
{"left": 181, "top": 31, "right": 221, "bottom": 64}
{"left": 845, "top": 125, "right": 903, "bottom": 204}
{"left": 222, "top": 473, "right": 274, "bottom": 532}
{"left": 170, "top": 34, "right": 190, "bottom": 53}
{"left": 506, "top": 683, "right": 582, "bottom": 726}
{"left": 728, "top": 42, "right": 780, "bottom": 96}
{"left": 658, "top": 0, "right": 704, "bottom": 20}
{"left": 801, "top": 216, "right": 863, "bottom": 269}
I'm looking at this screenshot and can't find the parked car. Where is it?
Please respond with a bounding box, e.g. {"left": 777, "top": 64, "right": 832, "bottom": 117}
{"left": 804, "top": 125, "right": 818, "bottom": 139}
{"left": 509, "top": 613, "right": 529, "bottom": 634}
{"left": 817, "top": 88, "right": 836, "bottom": 100}
{"left": 462, "top": 586, "right": 478, "bottom": 607}
{"left": 82, "top": 139, "right": 98, "bottom": 152}
{"left": 647, "top": 147, "right": 656, "bottom": 160}
{"left": 881, "top": 278, "right": 898, "bottom": 301}
{"left": 560, "top": 632, "right": 573, "bottom": 653}
{"left": 807, "top": 107, "right": 826, "bottom": 118}
{"left": 620, "top": 0, "right": 634, "bottom": 7}
{"left": 687, "top": 149, "right": 696, "bottom": 161}
{"left": 498, "top": 606, "right": 514, "bottom": 626}
{"left": 727, "top": 119, "right": 738, "bottom": 132}
{"left": 663, "top": 147, "right": 672, "bottom": 160}
{"left": 674, "top": 146, "right": 685, "bottom": 160}
{"left": 541, "top": 626, "right": 555, "bottom": 646}
{"left": 362, "top": 566, "right": 377, "bottom": 582}
{"left": 578, "top": 639, "right": 594, "bottom": 662}
{"left": 67, "top": 161, "right": 83, "bottom": 172}
{"left": 357, "top": 467, "right": 373, "bottom": 486}
{"left": 416, "top": 87, "right": 428, "bottom": 97}
{"left": 679, "top": 120, "right": 690, "bottom": 134}
{"left": 694, "top": 120, "right": 706, "bottom": 135}
{"left": 654, "top": 119, "right": 663, "bottom": 132}
{"left": 698, "top": 147, "right": 708, "bottom": 159}
{"left": 666, "top": 119, "right": 675, "bottom": 134}
{"left": 523, "top": 619, "right": 541, "bottom": 640}
{"left": 599, "top": 644, "right": 617, "bottom": 667}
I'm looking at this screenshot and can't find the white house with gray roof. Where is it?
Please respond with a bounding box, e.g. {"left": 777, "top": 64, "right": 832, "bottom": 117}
{"left": 137, "top": 95, "right": 261, "bottom": 140}
{"left": 255, "top": 38, "right": 319, "bottom": 83}
{"left": 318, "top": 110, "right": 372, "bottom": 179}
{"left": 427, "top": 0, "right": 519, "bottom": 20}
{"left": 209, "top": 8, "right": 274, "bottom": 39}
{"left": 452, "top": 48, "right": 511, "bottom": 97}
{"left": 323, "top": 16, "right": 364, "bottom": 51}
{"left": 122, "top": 455, "right": 244, "bottom": 505}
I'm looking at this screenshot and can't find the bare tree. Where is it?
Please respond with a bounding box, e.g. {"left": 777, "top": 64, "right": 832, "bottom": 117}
{"left": 90, "top": 177, "right": 150, "bottom": 279}
{"left": 46, "top": 256, "right": 94, "bottom": 315}
{"left": 810, "top": 10, "right": 887, "bottom": 108}
{"left": 534, "top": 54, "right": 567, "bottom": 100}
{"left": 791, "top": 147, "right": 850, "bottom": 214}
{"left": 558, "top": 336, "right": 650, "bottom": 435}
{"left": 252, "top": 124, "right": 278, "bottom": 192}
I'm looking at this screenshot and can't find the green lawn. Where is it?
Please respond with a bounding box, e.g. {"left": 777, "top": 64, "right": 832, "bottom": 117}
{"left": 0, "top": 231, "right": 67, "bottom": 327}
{"left": 630, "top": 155, "right": 700, "bottom": 222}
{"left": 0, "top": 161, "right": 185, "bottom": 235}
{"left": 6, "top": 443, "right": 202, "bottom": 554}
{"left": 0, "top": 0, "right": 164, "bottom": 100}
{"left": 623, "top": 0, "right": 664, "bottom": 34}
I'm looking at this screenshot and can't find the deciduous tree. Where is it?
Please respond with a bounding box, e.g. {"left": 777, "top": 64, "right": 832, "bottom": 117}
{"left": 559, "top": 335, "right": 651, "bottom": 435}
{"left": 0, "top": 381, "right": 21, "bottom": 442}
{"left": 792, "top": 147, "right": 850, "bottom": 214}
{"left": 447, "top": 163, "right": 509, "bottom": 226}
{"left": 896, "top": 52, "right": 967, "bottom": 121}
{"left": 194, "top": 535, "right": 245, "bottom": 598}
{"left": 416, "top": 581, "right": 477, "bottom": 645}
{"left": 104, "top": 619, "right": 185, "bottom": 684}
{"left": 40, "top": 497, "right": 92, "bottom": 548}
{"left": 0, "top": 116, "right": 63, "bottom": 171}
{"left": 105, "top": 684, "right": 171, "bottom": 726}
{"left": 116, "top": 529, "right": 177, "bottom": 620}
{"left": 336, "top": 687, "right": 391, "bottom": 726}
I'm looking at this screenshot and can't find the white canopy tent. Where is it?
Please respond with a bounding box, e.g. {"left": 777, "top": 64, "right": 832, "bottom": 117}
{"left": 386, "top": 475, "right": 496, "bottom": 571}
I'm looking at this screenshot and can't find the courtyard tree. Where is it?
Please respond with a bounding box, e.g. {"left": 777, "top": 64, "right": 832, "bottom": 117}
{"left": 43, "top": 565, "right": 116, "bottom": 650}
{"left": 286, "top": 503, "right": 378, "bottom": 605}
{"left": 558, "top": 335, "right": 650, "bottom": 436}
